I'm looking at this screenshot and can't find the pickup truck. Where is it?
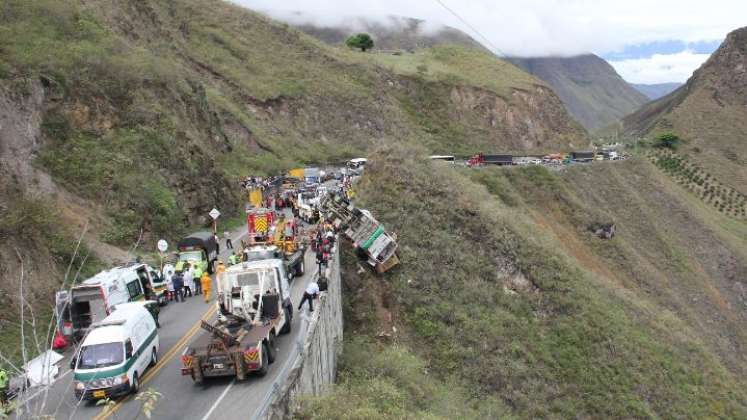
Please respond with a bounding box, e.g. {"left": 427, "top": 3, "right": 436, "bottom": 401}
{"left": 181, "top": 259, "right": 293, "bottom": 382}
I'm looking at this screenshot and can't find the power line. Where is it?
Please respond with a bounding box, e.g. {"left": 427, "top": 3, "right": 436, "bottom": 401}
{"left": 432, "top": 0, "right": 507, "bottom": 57}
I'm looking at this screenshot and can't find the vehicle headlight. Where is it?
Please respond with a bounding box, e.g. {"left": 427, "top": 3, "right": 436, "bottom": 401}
{"left": 112, "top": 374, "right": 128, "bottom": 385}
{"left": 74, "top": 380, "right": 85, "bottom": 391}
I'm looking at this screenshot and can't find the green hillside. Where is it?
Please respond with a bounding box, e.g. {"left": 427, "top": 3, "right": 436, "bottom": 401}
{"left": 619, "top": 26, "right": 747, "bottom": 196}
{"left": 301, "top": 151, "right": 747, "bottom": 419}
{"left": 0, "top": 0, "right": 584, "bottom": 365}
{"left": 509, "top": 54, "right": 649, "bottom": 131}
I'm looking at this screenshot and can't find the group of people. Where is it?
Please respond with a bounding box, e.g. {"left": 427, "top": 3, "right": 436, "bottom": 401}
{"left": 298, "top": 221, "right": 337, "bottom": 313}
{"left": 163, "top": 261, "right": 225, "bottom": 304}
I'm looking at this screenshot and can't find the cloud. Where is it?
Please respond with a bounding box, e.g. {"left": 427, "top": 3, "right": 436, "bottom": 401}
{"left": 609, "top": 51, "right": 711, "bottom": 84}
{"left": 230, "top": 0, "right": 747, "bottom": 81}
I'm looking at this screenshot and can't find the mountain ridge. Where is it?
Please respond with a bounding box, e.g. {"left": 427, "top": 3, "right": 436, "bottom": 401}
{"left": 507, "top": 54, "right": 650, "bottom": 131}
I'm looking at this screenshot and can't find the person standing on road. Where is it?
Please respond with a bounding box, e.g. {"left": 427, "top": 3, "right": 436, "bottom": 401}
{"left": 298, "top": 279, "right": 320, "bottom": 313}
{"left": 172, "top": 271, "right": 184, "bottom": 302}
{"left": 216, "top": 260, "right": 226, "bottom": 276}
{"left": 166, "top": 270, "right": 175, "bottom": 302}
{"left": 0, "top": 366, "right": 8, "bottom": 406}
{"left": 224, "top": 231, "right": 233, "bottom": 250}
{"left": 200, "top": 271, "right": 212, "bottom": 303}
{"left": 192, "top": 265, "right": 202, "bottom": 295}
{"left": 182, "top": 264, "right": 193, "bottom": 297}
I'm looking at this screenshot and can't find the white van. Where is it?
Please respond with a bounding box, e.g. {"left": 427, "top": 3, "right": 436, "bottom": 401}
{"left": 72, "top": 304, "right": 159, "bottom": 400}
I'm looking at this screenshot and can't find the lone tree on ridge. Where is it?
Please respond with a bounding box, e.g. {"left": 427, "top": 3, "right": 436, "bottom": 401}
{"left": 346, "top": 33, "right": 374, "bottom": 52}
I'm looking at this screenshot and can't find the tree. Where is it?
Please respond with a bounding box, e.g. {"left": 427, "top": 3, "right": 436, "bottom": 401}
{"left": 653, "top": 132, "right": 682, "bottom": 150}
{"left": 345, "top": 33, "right": 374, "bottom": 52}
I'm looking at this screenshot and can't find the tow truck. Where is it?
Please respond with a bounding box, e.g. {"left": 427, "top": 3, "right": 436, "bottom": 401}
{"left": 181, "top": 260, "right": 293, "bottom": 382}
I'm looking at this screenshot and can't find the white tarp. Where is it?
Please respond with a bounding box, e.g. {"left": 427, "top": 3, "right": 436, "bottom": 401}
{"left": 24, "top": 350, "right": 63, "bottom": 387}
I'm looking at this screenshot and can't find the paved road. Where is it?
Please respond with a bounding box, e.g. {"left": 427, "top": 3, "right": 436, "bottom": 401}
{"left": 20, "top": 219, "right": 320, "bottom": 420}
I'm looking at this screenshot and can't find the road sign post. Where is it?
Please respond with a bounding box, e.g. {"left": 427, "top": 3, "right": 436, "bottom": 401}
{"left": 209, "top": 208, "right": 221, "bottom": 234}
{"left": 157, "top": 239, "right": 168, "bottom": 271}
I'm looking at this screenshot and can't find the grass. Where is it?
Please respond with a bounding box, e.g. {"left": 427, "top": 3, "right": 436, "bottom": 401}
{"left": 306, "top": 146, "right": 747, "bottom": 418}
{"left": 342, "top": 45, "right": 539, "bottom": 98}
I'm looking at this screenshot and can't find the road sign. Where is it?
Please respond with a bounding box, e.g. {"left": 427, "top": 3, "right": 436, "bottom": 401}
{"left": 157, "top": 239, "right": 168, "bottom": 253}
{"left": 209, "top": 208, "right": 221, "bottom": 220}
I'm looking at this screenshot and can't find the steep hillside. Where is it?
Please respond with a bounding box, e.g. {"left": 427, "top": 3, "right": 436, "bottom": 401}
{"left": 632, "top": 82, "right": 683, "bottom": 100}
{"left": 303, "top": 151, "right": 747, "bottom": 419}
{"left": 290, "top": 14, "right": 488, "bottom": 52}
{"left": 508, "top": 54, "right": 649, "bottom": 131}
{"left": 0, "top": 0, "right": 584, "bottom": 362}
{"left": 620, "top": 26, "right": 747, "bottom": 195}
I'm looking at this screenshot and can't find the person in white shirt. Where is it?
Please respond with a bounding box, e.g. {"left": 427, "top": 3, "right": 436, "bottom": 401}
{"left": 298, "top": 280, "right": 320, "bottom": 312}
{"left": 183, "top": 264, "right": 193, "bottom": 297}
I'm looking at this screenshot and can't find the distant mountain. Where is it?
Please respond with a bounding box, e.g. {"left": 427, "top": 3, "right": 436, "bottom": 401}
{"left": 507, "top": 54, "right": 649, "bottom": 131}
{"left": 289, "top": 14, "right": 488, "bottom": 52}
{"left": 620, "top": 26, "right": 747, "bottom": 194}
{"left": 631, "top": 82, "right": 683, "bottom": 100}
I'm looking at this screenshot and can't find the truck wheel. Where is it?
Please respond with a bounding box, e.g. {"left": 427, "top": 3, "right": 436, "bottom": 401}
{"left": 280, "top": 306, "right": 292, "bottom": 335}
{"left": 257, "top": 343, "right": 269, "bottom": 377}
{"left": 149, "top": 348, "right": 158, "bottom": 367}
{"left": 267, "top": 333, "right": 277, "bottom": 363}
{"left": 130, "top": 372, "right": 139, "bottom": 394}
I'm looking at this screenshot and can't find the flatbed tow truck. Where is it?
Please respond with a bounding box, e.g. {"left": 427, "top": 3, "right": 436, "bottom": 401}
{"left": 180, "top": 259, "right": 293, "bottom": 382}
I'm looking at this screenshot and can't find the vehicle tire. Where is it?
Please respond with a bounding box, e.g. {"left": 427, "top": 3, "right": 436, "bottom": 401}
{"left": 280, "top": 306, "right": 292, "bottom": 335}
{"left": 130, "top": 372, "right": 139, "bottom": 394}
{"left": 149, "top": 348, "right": 158, "bottom": 367}
{"left": 298, "top": 261, "right": 305, "bottom": 276}
{"left": 267, "top": 333, "right": 277, "bottom": 363}
{"left": 257, "top": 344, "right": 269, "bottom": 377}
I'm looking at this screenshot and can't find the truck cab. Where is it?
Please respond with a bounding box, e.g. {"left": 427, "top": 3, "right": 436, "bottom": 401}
{"left": 175, "top": 232, "right": 218, "bottom": 276}
{"left": 216, "top": 259, "right": 293, "bottom": 328}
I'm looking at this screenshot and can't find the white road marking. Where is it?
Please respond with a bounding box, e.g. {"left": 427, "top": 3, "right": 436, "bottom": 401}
{"left": 200, "top": 378, "right": 236, "bottom": 420}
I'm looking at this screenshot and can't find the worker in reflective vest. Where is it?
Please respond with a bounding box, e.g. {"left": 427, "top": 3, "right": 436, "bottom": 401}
{"left": 200, "top": 271, "right": 212, "bottom": 303}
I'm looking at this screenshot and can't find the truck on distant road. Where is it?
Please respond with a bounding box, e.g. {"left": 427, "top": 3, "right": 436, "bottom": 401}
{"left": 181, "top": 259, "right": 293, "bottom": 382}
{"left": 467, "top": 154, "right": 514, "bottom": 167}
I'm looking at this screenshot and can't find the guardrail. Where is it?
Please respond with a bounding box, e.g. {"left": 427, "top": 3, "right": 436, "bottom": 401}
{"left": 251, "top": 242, "right": 343, "bottom": 420}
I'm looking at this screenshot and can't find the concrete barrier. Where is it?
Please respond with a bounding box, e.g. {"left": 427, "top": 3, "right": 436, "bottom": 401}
{"left": 262, "top": 244, "right": 343, "bottom": 419}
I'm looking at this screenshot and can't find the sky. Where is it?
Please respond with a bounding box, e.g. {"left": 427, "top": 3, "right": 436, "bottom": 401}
{"left": 230, "top": 0, "right": 747, "bottom": 84}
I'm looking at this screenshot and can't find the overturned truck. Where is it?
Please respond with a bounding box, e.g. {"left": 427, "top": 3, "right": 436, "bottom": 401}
{"left": 320, "top": 193, "right": 399, "bottom": 273}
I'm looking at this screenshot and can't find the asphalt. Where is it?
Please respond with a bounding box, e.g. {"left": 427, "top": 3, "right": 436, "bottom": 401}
{"left": 20, "top": 217, "right": 321, "bottom": 420}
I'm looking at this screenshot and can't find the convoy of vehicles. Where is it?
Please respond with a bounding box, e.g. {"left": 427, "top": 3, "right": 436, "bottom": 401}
{"left": 72, "top": 303, "right": 159, "bottom": 400}
{"left": 181, "top": 259, "right": 293, "bottom": 382}
{"left": 55, "top": 263, "right": 166, "bottom": 341}
{"left": 176, "top": 232, "right": 219, "bottom": 276}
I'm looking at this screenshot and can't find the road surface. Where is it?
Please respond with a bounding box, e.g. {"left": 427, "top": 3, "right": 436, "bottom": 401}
{"left": 20, "top": 221, "right": 320, "bottom": 420}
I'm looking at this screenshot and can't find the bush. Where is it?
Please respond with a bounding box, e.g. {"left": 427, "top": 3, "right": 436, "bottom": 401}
{"left": 653, "top": 132, "right": 682, "bottom": 150}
